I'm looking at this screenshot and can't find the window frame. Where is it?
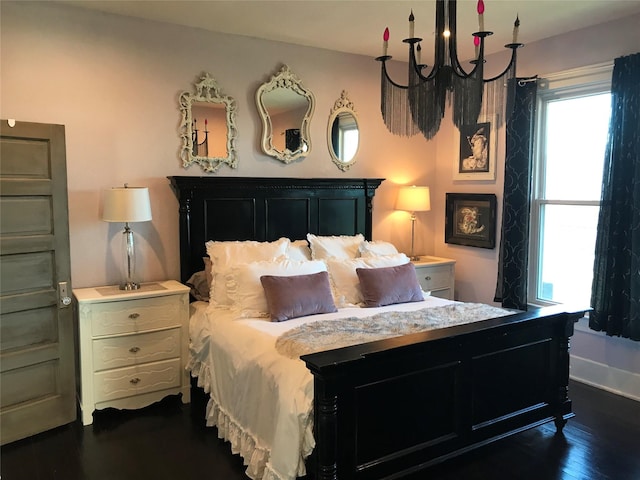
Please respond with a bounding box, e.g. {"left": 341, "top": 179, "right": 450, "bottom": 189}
{"left": 528, "top": 63, "right": 612, "bottom": 307}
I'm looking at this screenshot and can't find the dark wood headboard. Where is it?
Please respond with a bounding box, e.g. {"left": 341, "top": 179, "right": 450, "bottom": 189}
{"left": 168, "top": 177, "right": 384, "bottom": 283}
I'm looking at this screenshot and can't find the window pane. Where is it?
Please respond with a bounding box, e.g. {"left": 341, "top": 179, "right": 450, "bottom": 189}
{"left": 538, "top": 204, "right": 599, "bottom": 305}
{"left": 342, "top": 129, "right": 359, "bottom": 161}
{"left": 544, "top": 94, "right": 610, "bottom": 201}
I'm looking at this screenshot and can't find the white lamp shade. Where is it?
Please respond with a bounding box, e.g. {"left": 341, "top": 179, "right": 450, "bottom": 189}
{"left": 396, "top": 186, "right": 431, "bottom": 213}
{"left": 102, "top": 187, "right": 152, "bottom": 223}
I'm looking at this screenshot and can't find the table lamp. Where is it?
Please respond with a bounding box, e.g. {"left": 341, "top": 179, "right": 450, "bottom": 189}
{"left": 102, "top": 185, "right": 152, "bottom": 290}
{"left": 396, "top": 185, "right": 431, "bottom": 261}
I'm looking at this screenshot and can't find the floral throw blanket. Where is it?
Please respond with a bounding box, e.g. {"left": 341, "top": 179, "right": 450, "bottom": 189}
{"left": 275, "top": 303, "right": 513, "bottom": 359}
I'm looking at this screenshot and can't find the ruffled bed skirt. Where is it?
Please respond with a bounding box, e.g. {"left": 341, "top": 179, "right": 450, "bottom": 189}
{"left": 187, "top": 359, "right": 294, "bottom": 480}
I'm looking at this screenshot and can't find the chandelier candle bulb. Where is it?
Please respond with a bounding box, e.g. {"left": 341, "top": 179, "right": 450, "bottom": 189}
{"left": 477, "top": 0, "right": 485, "bottom": 31}
{"left": 474, "top": 35, "right": 480, "bottom": 58}
{"left": 383, "top": 27, "right": 389, "bottom": 56}
{"left": 417, "top": 43, "right": 422, "bottom": 65}
{"left": 409, "top": 10, "right": 415, "bottom": 38}
{"left": 512, "top": 16, "right": 520, "bottom": 44}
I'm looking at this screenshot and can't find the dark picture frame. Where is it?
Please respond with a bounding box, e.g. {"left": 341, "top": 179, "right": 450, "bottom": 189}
{"left": 445, "top": 193, "right": 497, "bottom": 249}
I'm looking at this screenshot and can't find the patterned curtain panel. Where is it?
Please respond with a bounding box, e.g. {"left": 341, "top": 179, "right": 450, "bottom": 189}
{"left": 494, "top": 79, "right": 538, "bottom": 310}
{"left": 590, "top": 53, "right": 640, "bottom": 341}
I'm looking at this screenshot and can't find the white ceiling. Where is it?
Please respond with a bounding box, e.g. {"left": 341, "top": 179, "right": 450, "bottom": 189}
{"left": 59, "top": 0, "right": 640, "bottom": 62}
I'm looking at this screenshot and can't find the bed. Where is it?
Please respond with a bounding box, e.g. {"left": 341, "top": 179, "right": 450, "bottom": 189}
{"left": 168, "top": 176, "right": 586, "bottom": 480}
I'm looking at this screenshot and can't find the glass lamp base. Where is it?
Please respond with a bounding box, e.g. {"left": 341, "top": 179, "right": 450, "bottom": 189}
{"left": 120, "top": 225, "right": 139, "bottom": 291}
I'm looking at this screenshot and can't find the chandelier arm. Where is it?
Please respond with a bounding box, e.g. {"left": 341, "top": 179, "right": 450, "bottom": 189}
{"left": 408, "top": 0, "right": 446, "bottom": 82}
{"left": 482, "top": 46, "right": 521, "bottom": 82}
{"left": 434, "top": 0, "right": 447, "bottom": 68}
{"left": 447, "top": 0, "right": 467, "bottom": 77}
{"left": 446, "top": 0, "right": 484, "bottom": 80}
{"left": 379, "top": 59, "right": 411, "bottom": 89}
{"left": 408, "top": 41, "right": 439, "bottom": 81}
{"left": 449, "top": 41, "right": 480, "bottom": 78}
{"left": 415, "top": 62, "right": 441, "bottom": 81}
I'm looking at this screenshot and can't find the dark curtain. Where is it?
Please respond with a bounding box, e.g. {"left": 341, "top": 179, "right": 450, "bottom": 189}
{"left": 331, "top": 120, "right": 340, "bottom": 155}
{"left": 590, "top": 53, "right": 640, "bottom": 341}
{"left": 494, "top": 78, "right": 538, "bottom": 310}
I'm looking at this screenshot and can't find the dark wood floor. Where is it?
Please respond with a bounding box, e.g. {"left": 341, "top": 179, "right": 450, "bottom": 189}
{"left": 1, "top": 380, "right": 639, "bottom": 480}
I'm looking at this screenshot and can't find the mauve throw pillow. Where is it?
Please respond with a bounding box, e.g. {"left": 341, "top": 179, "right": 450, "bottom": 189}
{"left": 356, "top": 262, "right": 424, "bottom": 307}
{"left": 260, "top": 271, "right": 338, "bottom": 322}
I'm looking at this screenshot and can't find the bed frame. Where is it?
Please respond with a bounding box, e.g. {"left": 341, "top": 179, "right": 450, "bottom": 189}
{"left": 169, "top": 176, "right": 585, "bottom": 480}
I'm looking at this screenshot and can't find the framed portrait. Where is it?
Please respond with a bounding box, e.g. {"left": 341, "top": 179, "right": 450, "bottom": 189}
{"left": 445, "top": 193, "right": 497, "bottom": 249}
{"left": 453, "top": 115, "right": 497, "bottom": 181}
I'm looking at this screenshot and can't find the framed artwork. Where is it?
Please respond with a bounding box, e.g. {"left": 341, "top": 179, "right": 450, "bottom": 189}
{"left": 445, "top": 193, "right": 497, "bottom": 249}
{"left": 453, "top": 116, "right": 497, "bottom": 181}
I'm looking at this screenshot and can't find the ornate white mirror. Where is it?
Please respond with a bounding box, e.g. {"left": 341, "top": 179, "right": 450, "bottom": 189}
{"left": 327, "top": 91, "right": 360, "bottom": 171}
{"left": 179, "top": 73, "right": 238, "bottom": 173}
{"left": 255, "top": 65, "right": 315, "bottom": 163}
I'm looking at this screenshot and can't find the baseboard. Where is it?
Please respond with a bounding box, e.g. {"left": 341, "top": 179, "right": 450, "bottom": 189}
{"left": 570, "top": 354, "right": 640, "bottom": 402}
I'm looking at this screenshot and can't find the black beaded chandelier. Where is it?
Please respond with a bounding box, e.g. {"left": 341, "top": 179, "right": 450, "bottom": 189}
{"left": 376, "top": 0, "right": 522, "bottom": 140}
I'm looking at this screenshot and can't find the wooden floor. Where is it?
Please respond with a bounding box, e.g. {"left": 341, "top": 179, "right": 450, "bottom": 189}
{"left": 1, "top": 380, "right": 639, "bottom": 480}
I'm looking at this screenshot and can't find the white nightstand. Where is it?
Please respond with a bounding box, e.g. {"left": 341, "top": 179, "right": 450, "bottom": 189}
{"left": 74, "top": 280, "right": 191, "bottom": 425}
{"left": 412, "top": 256, "right": 456, "bottom": 300}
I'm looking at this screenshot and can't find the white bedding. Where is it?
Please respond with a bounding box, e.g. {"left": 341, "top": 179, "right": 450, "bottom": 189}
{"left": 187, "top": 296, "right": 456, "bottom": 480}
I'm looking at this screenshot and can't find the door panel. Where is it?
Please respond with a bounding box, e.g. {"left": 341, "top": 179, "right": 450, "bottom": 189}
{"left": 1, "top": 251, "right": 55, "bottom": 293}
{"left": 1, "top": 196, "right": 53, "bottom": 235}
{"left": 0, "top": 306, "right": 58, "bottom": 351}
{"left": 0, "top": 120, "right": 76, "bottom": 445}
{"left": 0, "top": 137, "right": 51, "bottom": 178}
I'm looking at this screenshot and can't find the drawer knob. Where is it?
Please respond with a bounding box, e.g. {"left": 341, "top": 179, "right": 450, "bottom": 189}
{"left": 129, "top": 346, "right": 140, "bottom": 354}
{"left": 425, "top": 276, "right": 432, "bottom": 281}
{"left": 129, "top": 313, "right": 140, "bottom": 319}
{"left": 130, "top": 377, "right": 141, "bottom": 385}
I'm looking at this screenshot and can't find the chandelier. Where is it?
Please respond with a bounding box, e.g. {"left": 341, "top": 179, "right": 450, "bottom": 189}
{"left": 376, "top": 0, "right": 522, "bottom": 140}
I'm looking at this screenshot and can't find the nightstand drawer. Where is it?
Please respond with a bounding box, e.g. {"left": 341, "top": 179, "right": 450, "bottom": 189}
{"left": 92, "top": 328, "right": 181, "bottom": 371}
{"left": 93, "top": 358, "right": 181, "bottom": 402}
{"left": 416, "top": 265, "right": 452, "bottom": 291}
{"left": 89, "top": 295, "right": 183, "bottom": 337}
{"left": 430, "top": 289, "right": 452, "bottom": 300}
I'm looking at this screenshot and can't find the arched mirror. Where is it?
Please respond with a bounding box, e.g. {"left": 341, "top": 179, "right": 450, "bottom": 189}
{"left": 327, "top": 91, "right": 360, "bottom": 172}
{"left": 179, "top": 73, "right": 238, "bottom": 173}
{"left": 255, "top": 65, "right": 315, "bottom": 164}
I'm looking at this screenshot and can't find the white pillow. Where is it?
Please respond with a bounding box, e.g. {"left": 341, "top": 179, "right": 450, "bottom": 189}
{"left": 286, "top": 239, "right": 312, "bottom": 261}
{"left": 307, "top": 233, "right": 364, "bottom": 260}
{"left": 358, "top": 240, "right": 399, "bottom": 257}
{"left": 205, "top": 238, "right": 290, "bottom": 306}
{"left": 327, "top": 253, "right": 410, "bottom": 307}
{"left": 226, "top": 258, "right": 328, "bottom": 317}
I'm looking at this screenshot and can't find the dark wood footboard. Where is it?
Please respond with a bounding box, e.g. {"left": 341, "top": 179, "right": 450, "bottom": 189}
{"left": 302, "top": 305, "right": 585, "bottom": 480}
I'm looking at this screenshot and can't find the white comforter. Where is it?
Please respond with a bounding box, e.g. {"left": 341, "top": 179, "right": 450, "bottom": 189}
{"left": 188, "top": 296, "right": 455, "bottom": 480}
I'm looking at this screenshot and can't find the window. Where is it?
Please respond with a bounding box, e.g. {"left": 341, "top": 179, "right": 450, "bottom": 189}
{"left": 529, "top": 64, "right": 612, "bottom": 307}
